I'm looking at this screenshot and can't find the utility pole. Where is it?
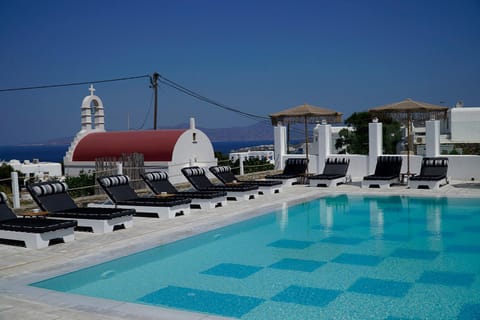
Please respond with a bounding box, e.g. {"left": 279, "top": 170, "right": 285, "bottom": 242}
{"left": 150, "top": 72, "right": 160, "bottom": 130}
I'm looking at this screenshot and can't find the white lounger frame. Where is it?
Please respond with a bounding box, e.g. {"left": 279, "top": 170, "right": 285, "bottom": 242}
{"left": 0, "top": 227, "right": 75, "bottom": 249}
{"left": 225, "top": 191, "right": 256, "bottom": 201}
{"left": 276, "top": 178, "right": 298, "bottom": 187}
{"left": 89, "top": 202, "right": 190, "bottom": 219}
{"left": 54, "top": 215, "right": 133, "bottom": 233}
{"left": 256, "top": 185, "right": 282, "bottom": 195}
{"left": 361, "top": 178, "right": 399, "bottom": 189}
{"left": 310, "top": 177, "right": 348, "bottom": 188}
{"left": 189, "top": 197, "right": 227, "bottom": 209}
{"left": 408, "top": 177, "right": 448, "bottom": 190}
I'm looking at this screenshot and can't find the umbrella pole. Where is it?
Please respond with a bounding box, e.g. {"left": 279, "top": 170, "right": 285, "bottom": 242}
{"left": 304, "top": 116, "right": 309, "bottom": 174}
{"left": 287, "top": 124, "right": 290, "bottom": 154}
{"left": 407, "top": 113, "right": 411, "bottom": 175}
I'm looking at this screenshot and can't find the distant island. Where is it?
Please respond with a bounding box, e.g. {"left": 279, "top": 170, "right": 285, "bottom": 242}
{"left": 24, "top": 121, "right": 307, "bottom": 146}
{"left": 14, "top": 121, "right": 313, "bottom": 146}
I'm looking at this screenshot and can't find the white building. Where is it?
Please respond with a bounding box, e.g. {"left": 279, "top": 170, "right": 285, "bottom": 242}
{"left": 63, "top": 86, "right": 217, "bottom": 183}
{"left": 448, "top": 103, "right": 480, "bottom": 142}
{"left": 4, "top": 159, "right": 62, "bottom": 181}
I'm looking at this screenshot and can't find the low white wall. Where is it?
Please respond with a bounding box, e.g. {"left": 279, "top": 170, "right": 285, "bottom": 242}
{"left": 283, "top": 154, "right": 480, "bottom": 181}
{"left": 445, "top": 155, "right": 480, "bottom": 181}
{"left": 343, "top": 155, "right": 368, "bottom": 180}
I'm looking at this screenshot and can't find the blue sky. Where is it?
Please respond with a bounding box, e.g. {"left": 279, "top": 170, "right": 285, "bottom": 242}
{"left": 0, "top": 0, "right": 479, "bottom": 144}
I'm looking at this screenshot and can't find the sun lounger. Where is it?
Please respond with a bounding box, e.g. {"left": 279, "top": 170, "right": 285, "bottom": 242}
{"left": 408, "top": 157, "right": 449, "bottom": 189}
{"left": 96, "top": 175, "right": 191, "bottom": 218}
{"left": 141, "top": 171, "right": 227, "bottom": 209}
{"left": 309, "top": 158, "right": 350, "bottom": 187}
{"left": 181, "top": 166, "right": 258, "bottom": 201}
{"left": 0, "top": 192, "right": 76, "bottom": 248}
{"left": 27, "top": 181, "right": 134, "bottom": 233}
{"left": 209, "top": 166, "right": 283, "bottom": 195}
{"left": 362, "top": 156, "right": 402, "bottom": 189}
{"left": 265, "top": 158, "right": 309, "bottom": 186}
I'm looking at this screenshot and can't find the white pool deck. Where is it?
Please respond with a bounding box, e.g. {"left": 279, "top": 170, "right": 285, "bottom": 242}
{"left": 1, "top": 181, "right": 479, "bottom": 320}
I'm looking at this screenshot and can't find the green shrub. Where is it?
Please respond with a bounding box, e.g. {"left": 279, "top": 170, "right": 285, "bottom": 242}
{"left": 230, "top": 158, "right": 274, "bottom": 175}
{"left": 0, "top": 163, "right": 14, "bottom": 194}
{"left": 64, "top": 171, "right": 95, "bottom": 198}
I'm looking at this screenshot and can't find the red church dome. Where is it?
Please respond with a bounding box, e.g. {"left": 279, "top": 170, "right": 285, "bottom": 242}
{"left": 72, "top": 130, "right": 187, "bottom": 162}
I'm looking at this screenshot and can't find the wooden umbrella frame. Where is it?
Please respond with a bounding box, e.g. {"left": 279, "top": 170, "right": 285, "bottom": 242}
{"left": 270, "top": 104, "right": 343, "bottom": 173}
{"left": 369, "top": 99, "right": 448, "bottom": 176}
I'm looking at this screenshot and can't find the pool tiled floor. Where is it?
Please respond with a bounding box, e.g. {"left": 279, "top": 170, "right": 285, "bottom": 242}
{"left": 271, "top": 285, "right": 342, "bottom": 307}
{"left": 201, "top": 263, "right": 263, "bottom": 279}
{"left": 347, "top": 277, "right": 413, "bottom": 298}
{"left": 268, "top": 258, "right": 325, "bottom": 272}
{"left": 416, "top": 271, "right": 476, "bottom": 287}
{"left": 1, "top": 181, "right": 479, "bottom": 320}
{"left": 140, "top": 286, "right": 265, "bottom": 318}
{"left": 267, "top": 239, "right": 314, "bottom": 249}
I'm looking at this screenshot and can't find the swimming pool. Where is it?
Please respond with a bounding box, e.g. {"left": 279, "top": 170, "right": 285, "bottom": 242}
{"left": 32, "top": 195, "right": 480, "bottom": 319}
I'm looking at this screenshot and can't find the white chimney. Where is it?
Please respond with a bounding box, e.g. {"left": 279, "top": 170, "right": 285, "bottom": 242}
{"left": 190, "top": 117, "right": 196, "bottom": 129}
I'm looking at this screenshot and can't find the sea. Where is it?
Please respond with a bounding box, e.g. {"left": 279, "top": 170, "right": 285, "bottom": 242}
{"left": 0, "top": 140, "right": 275, "bottom": 163}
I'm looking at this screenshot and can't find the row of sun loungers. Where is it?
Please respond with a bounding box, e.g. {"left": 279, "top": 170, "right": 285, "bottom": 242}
{"left": 142, "top": 171, "right": 227, "bottom": 209}
{"left": 0, "top": 157, "right": 449, "bottom": 249}
{"left": 361, "top": 156, "right": 449, "bottom": 190}
{"left": 0, "top": 165, "right": 287, "bottom": 248}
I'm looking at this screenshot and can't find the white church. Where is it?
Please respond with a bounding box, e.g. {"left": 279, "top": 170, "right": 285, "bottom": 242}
{"left": 63, "top": 86, "right": 217, "bottom": 183}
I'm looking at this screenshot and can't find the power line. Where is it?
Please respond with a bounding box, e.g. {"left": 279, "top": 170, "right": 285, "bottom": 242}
{"left": 158, "top": 75, "right": 270, "bottom": 122}
{"left": 0, "top": 71, "right": 275, "bottom": 127}
{"left": 0, "top": 75, "right": 150, "bottom": 92}
{"left": 135, "top": 89, "right": 155, "bottom": 130}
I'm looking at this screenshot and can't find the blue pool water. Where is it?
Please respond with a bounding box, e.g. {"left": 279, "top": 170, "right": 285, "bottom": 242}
{"left": 32, "top": 195, "right": 480, "bottom": 319}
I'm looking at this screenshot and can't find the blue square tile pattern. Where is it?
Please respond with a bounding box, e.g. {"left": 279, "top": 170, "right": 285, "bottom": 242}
{"left": 398, "top": 217, "right": 425, "bottom": 224}
{"left": 139, "top": 285, "right": 264, "bottom": 318}
{"left": 457, "top": 303, "right": 480, "bottom": 320}
{"left": 417, "top": 271, "right": 475, "bottom": 287}
{"left": 391, "top": 248, "right": 439, "bottom": 260}
{"left": 446, "top": 245, "right": 480, "bottom": 254}
{"left": 380, "top": 234, "right": 412, "bottom": 242}
{"left": 312, "top": 224, "right": 350, "bottom": 231}
{"left": 420, "top": 231, "right": 456, "bottom": 238}
{"left": 332, "top": 253, "right": 384, "bottom": 266}
{"left": 356, "top": 221, "right": 392, "bottom": 228}
{"left": 269, "top": 258, "right": 325, "bottom": 272}
{"left": 267, "top": 239, "right": 314, "bottom": 249}
{"left": 271, "top": 285, "right": 341, "bottom": 307}
{"left": 320, "top": 236, "right": 364, "bottom": 245}
{"left": 441, "top": 214, "right": 471, "bottom": 220}
{"left": 464, "top": 225, "right": 480, "bottom": 233}
{"left": 348, "top": 277, "right": 412, "bottom": 298}
{"left": 201, "top": 263, "right": 262, "bottom": 279}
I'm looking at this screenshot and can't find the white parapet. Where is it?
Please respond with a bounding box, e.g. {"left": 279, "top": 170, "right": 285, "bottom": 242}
{"left": 368, "top": 120, "right": 383, "bottom": 174}
{"left": 274, "top": 124, "right": 287, "bottom": 170}
{"left": 426, "top": 120, "right": 440, "bottom": 157}
{"left": 314, "top": 123, "right": 332, "bottom": 173}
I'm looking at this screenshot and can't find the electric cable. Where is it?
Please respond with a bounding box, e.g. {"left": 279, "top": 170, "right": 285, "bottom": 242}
{"left": 0, "top": 75, "right": 150, "bottom": 92}
{"left": 158, "top": 75, "right": 270, "bottom": 121}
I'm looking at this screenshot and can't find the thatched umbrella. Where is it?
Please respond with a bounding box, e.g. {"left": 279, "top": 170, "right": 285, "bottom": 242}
{"left": 369, "top": 98, "right": 448, "bottom": 175}
{"left": 270, "top": 104, "right": 343, "bottom": 167}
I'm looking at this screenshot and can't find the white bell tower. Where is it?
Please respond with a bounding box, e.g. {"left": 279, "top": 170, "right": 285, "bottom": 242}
{"left": 80, "top": 84, "right": 105, "bottom": 133}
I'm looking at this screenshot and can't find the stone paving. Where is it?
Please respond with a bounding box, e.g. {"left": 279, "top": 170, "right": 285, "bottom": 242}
{"left": 1, "top": 181, "right": 479, "bottom": 320}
